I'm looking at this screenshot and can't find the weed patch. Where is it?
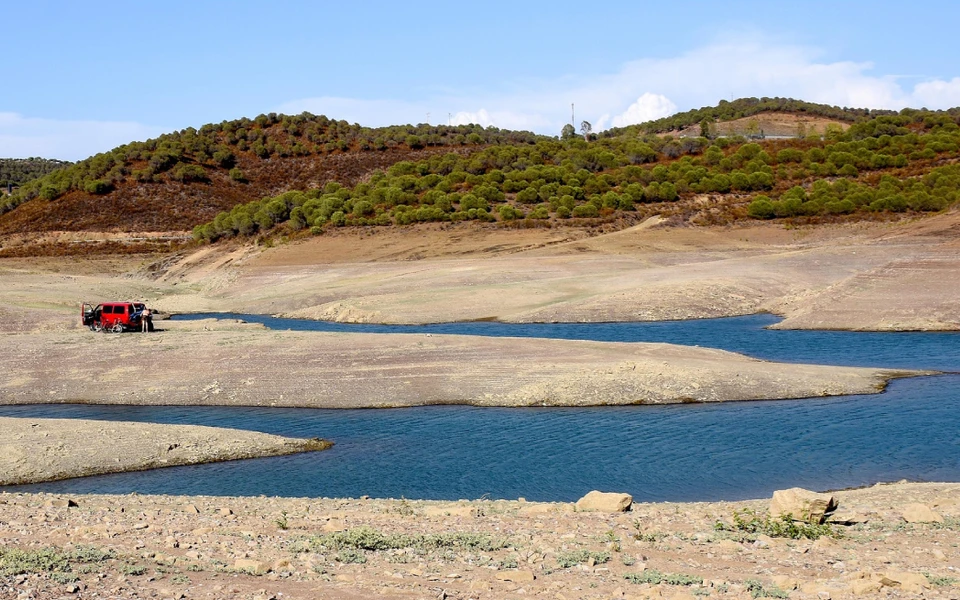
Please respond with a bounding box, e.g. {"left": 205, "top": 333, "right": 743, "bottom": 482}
{"left": 925, "top": 573, "right": 959, "bottom": 587}
{"left": 625, "top": 569, "right": 702, "bottom": 586}
{"left": 0, "top": 545, "right": 115, "bottom": 581}
{"left": 555, "top": 550, "right": 611, "bottom": 569}
{"left": 745, "top": 579, "right": 790, "bottom": 598}
{"left": 300, "top": 526, "right": 510, "bottom": 563}
{"left": 715, "top": 509, "right": 837, "bottom": 540}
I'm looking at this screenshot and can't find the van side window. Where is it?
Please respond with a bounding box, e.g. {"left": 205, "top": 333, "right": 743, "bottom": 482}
{"left": 128, "top": 304, "right": 136, "bottom": 314}
{"left": 103, "top": 306, "right": 114, "bottom": 314}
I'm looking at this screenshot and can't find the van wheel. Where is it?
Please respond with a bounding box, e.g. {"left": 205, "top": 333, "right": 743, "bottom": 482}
{"left": 92, "top": 322, "right": 103, "bottom": 333}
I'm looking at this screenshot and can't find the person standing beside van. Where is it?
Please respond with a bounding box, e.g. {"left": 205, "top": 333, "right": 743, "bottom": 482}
{"left": 141, "top": 307, "right": 152, "bottom": 333}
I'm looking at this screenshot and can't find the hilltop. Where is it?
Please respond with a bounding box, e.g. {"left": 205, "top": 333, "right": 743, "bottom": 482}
{"left": 0, "top": 116, "right": 539, "bottom": 235}
{"left": 1, "top": 98, "right": 959, "bottom": 258}
{"left": 0, "top": 157, "right": 71, "bottom": 190}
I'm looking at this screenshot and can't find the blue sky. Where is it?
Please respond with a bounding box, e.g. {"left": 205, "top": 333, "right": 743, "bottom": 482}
{"left": 3, "top": 1, "right": 959, "bottom": 160}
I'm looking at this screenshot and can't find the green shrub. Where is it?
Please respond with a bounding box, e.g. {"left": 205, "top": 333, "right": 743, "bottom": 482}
{"left": 83, "top": 179, "right": 112, "bottom": 194}
{"left": 715, "top": 509, "right": 837, "bottom": 540}
{"left": 625, "top": 569, "right": 702, "bottom": 586}
{"left": 555, "top": 550, "right": 611, "bottom": 569}
{"left": 572, "top": 204, "right": 598, "bottom": 218}
{"left": 747, "top": 196, "right": 775, "bottom": 219}
{"left": 745, "top": 579, "right": 790, "bottom": 598}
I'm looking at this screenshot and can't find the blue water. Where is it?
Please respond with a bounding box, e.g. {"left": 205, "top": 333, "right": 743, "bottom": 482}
{"left": 2, "top": 314, "right": 958, "bottom": 502}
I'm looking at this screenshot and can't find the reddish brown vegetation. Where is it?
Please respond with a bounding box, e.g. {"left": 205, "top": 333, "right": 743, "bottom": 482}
{"left": 0, "top": 147, "right": 465, "bottom": 235}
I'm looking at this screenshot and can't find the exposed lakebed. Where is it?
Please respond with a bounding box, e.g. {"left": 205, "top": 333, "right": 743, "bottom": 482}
{"left": 2, "top": 314, "right": 958, "bottom": 502}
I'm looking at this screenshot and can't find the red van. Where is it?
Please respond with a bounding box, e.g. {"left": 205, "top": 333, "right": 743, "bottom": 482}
{"left": 82, "top": 302, "right": 150, "bottom": 332}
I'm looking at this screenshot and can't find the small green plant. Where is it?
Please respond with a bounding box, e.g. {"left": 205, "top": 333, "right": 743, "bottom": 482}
{"left": 745, "top": 579, "right": 790, "bottom": 599}
{"left": 555, "top": 549, "right": 611, "bottom": 569}
{"left": 50, "top": 571, "right": 78, "bottom": 584}
{"left": 625, "top": 569, "right": 703, "bottom": 586}
{"left": 171, "top": 574, "right": 191, "bottom": 584}
{"left": 0, "top": 545, "right": 115, "bottom": 581}
{"left": 632, "top": 518, "right": 666, "bottom": 542}
{"left": 275, "top": 510, "right": 289, "bottom": 530}
{"left": 120, "top": 563, "right": 147, "bottom": 576}
{"left": 715, "top": 509, "right": 837, "bottom": 540}
{"left": 600, "top": 529, "right": 622, "bottom": 551}
{"left": 336, "top": 548, "right": 367, "bottom": 564}
{"left": 621, "top": 555, "right": 636, "bottom": 566}
{"left": 925, "top": 573, "right": 958, "bottom": 587}
{"left": 304, "top": 526, "right": 508, "bottom": 554}
{"left": 930, "top": 516, "right": 960, "bottom": 531}
{"left": 500, "top": 556, "right": 519, "bottom": 569}
{"left": 396, "top": 498, "right": 414, "bottom": 516}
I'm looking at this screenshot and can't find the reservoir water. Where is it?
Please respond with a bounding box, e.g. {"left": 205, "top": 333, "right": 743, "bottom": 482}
{"left": 2, "top": 314, "right": 958, "bottom": 502}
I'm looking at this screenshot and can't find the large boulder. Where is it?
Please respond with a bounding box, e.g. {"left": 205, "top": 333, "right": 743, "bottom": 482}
{"left": 575, "top": 490, "right": 633, "bottom": 512}
{"left": 901, "top": 503, "right": 944, "bottom": 523}
{"left": 769, "top": 488, "right": 837, "bottom": 524}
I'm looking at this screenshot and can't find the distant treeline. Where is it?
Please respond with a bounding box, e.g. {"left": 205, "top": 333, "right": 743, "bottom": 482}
{"left": 193, "top": 109, "right": 960, "bottom": 241}
{"left": 602, "top": 97, "right": 905, "bottom": 137}
{"left": 0, "top": 114, "right": 544, "bottom": 214}
{"left": 0, "top": 158, "right": 72, "bottom": 188}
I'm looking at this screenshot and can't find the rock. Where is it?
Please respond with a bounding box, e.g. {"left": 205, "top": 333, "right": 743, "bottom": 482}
{"left": 575, "top": 490, "right": 633, "bottom": 512}
{"left": 769, "top": 488, "right": 836, "bottom": 523}
{"left": 848, "top": 578, "right": 882, "bottom": 595}
{"left": 272, "top": 559, "right": 291, "bottom": 572}
{"left": 184, "top": 504, "right": 200, "bottom": 514}
{"left": 716, "top": 539, "right": 741, "bottom": 552}
{"left": 880, "top": 571, "right": 929, "bottom": 593}
{"left": 43, "top": 498, "right": 78, "bottom": 508}
{"left": 771, "top": 575, "right": 799, "bottom": 590}
{"left": 495, "top": 570, "right": 536, "bottom": 583}
{"left": 825, "top": 509, "right": 865, "bottom": 525}
{"left": 233, "top": 559, "right": 269, "bottom": 574}
{"left": 901, "top": 503, "right": 944, "bottom": 523}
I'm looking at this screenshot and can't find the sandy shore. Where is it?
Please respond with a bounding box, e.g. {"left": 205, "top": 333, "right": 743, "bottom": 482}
{"left": 0, "top": 417, "right": 331, "bottom": 486}
{"left": 1, "top": 483, "right": 957, "bottom": 599}
{"left": 0, "top": 320, "right": 915, "bottom": 409}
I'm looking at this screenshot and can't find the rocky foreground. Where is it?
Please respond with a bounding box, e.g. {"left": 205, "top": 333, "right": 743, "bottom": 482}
{"left": 0, "top": 418, "right": 330, "bottom": 486}
{"left": 0, "top": 483, "right": 957, "bottom": 600}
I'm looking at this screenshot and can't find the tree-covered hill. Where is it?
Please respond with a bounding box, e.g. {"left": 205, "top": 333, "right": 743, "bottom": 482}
{"left": 601, "top": 97, "right": 903, "bottom": 138}
{"left": 0, "top": 158, "right": 72, "bottom": 189}
{"left": 0, "top": 115, "right": 542, "bottom": 233}
{"left": 2, "top": 99, "right": 960, "bottom": 253}
{"left": 191, "top": 108, "right": 960, "bottom": 242}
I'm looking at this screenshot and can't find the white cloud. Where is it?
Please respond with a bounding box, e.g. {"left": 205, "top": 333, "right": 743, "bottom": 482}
{"left": 0, "top": 113, "right": 166, "bottom": 161}
{"left": 912, "top": 77, "right": 960, "bottom": 108}
{"left": 279, "top": 37, "right": 960, "bottom": 137}
{"left": 611, "top": 93, "right": 678, "bottom": 128}
{"left": 450, "top": 109, "right": 494, "bottom": 128}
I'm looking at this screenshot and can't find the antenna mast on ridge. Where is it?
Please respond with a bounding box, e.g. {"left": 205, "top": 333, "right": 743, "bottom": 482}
{"left": 571, "top": 103, "right": 575, "bottom": 126}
